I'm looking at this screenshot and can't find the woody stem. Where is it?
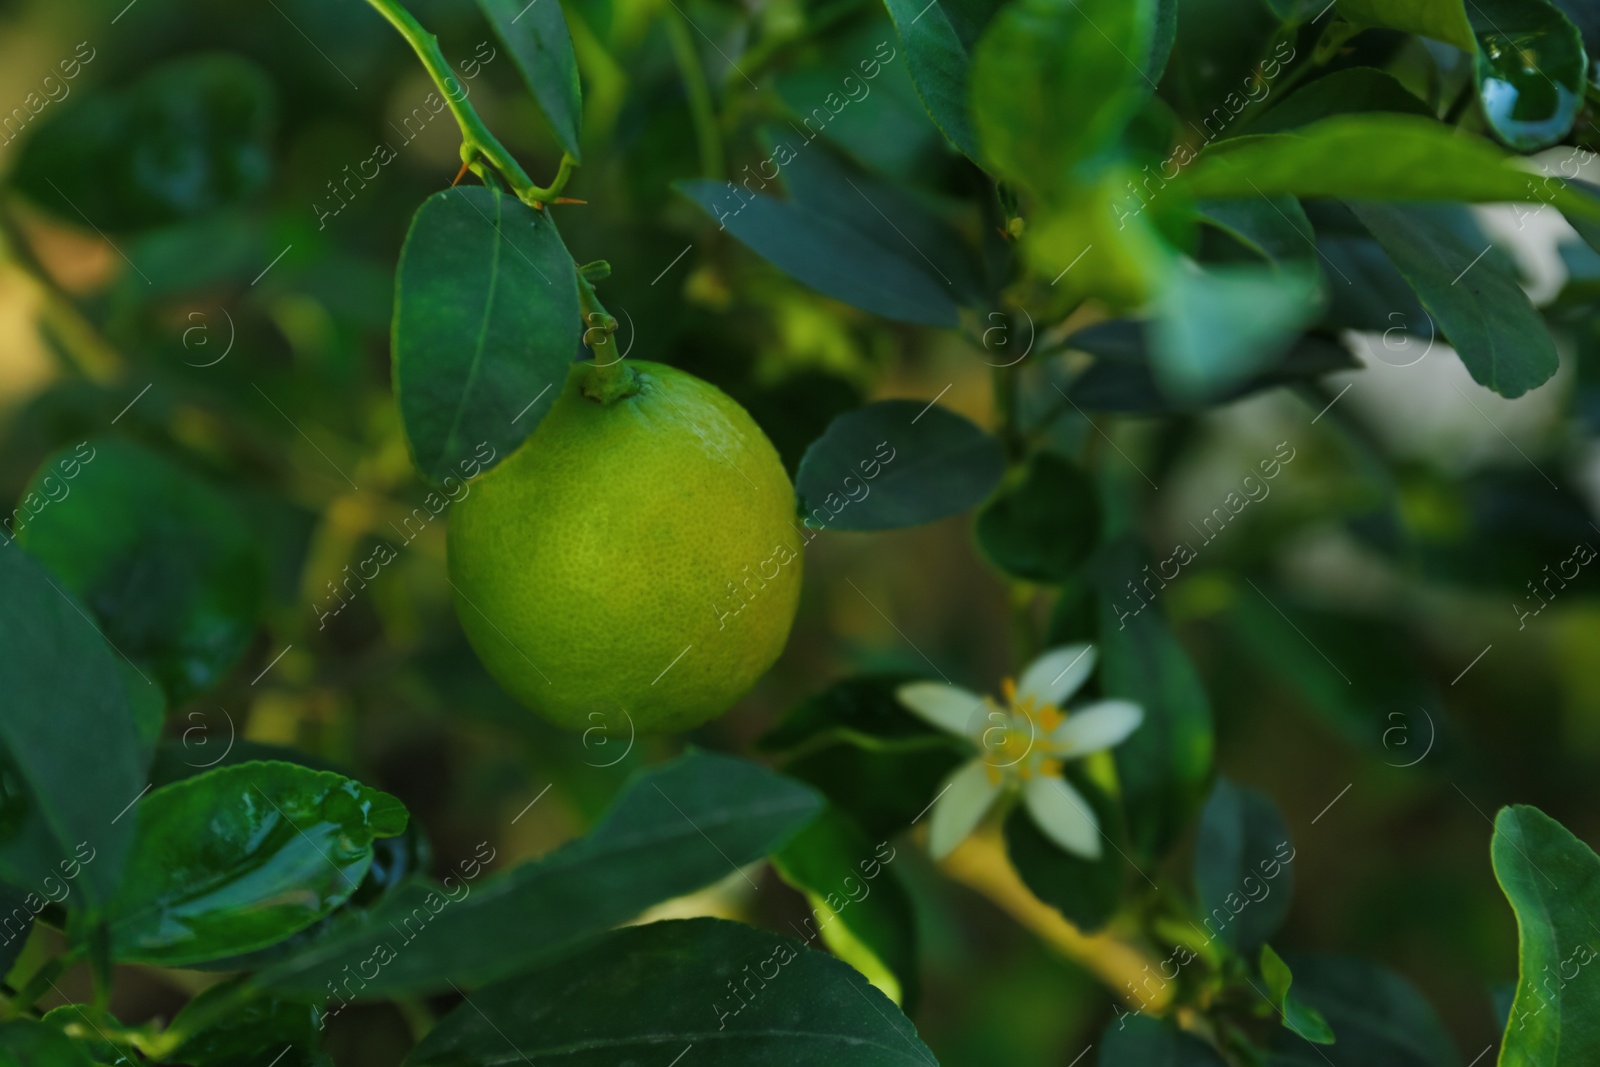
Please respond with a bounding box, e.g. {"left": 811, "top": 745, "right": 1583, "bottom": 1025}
{"left": 361, "top": 0, "right": 576, "bottom": 205}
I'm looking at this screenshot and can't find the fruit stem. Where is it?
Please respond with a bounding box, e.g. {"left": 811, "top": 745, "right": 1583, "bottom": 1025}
{"left": 361, "top": 0, "right": 576, "bottom": 207}
{"left": 577, "top": 272, "right": 638, "bottom": 402}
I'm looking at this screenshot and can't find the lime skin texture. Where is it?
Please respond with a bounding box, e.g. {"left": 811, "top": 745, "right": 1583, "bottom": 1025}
{"left": 447, "top": 360, "right": 804, "bottom": 734}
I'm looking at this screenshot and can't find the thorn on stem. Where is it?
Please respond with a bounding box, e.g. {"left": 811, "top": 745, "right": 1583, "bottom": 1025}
{"left": 451, "top": 160, "right": 472, "bottom": 187}
{"left": 554, "top": 197, "right": 588, "bottom": 205}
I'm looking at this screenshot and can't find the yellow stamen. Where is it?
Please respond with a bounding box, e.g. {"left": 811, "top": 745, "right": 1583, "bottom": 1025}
{"left": 1039, "top": 705, "right": 1064, "bottom": 732}
{"left": 984, "top": 763, "right": 1003, "bottom": 786}
{"left": 1000, "top": 677, "right": 1017, "bottom": 704}
{"left": 1039, "top": 758, "right": 1063, "bottom": 778}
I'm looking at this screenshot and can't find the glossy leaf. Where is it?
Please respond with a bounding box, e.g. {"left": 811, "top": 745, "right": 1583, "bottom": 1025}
{"left": 1494, "top": 804, "right": 1600, "bottom": 1066}
{"left": 407, "top": 918, "right": 936, "bottom": 1066}
{"left": 1177, "top": 116, "right": 1600, "bottom": 223}
{"left": 1151, "top": 261, "right": 1324, "bottom": 400}
{"left": 13, "top": 54, "right": 275, "bottom": 231}
{"left": 1262, "top": 944, "right": 1337, "bottom": 1045}
{"left": 15, "top": 438, "right": 265, "bottom": 705}
{"left": 759, "top": 674, "right": 952, "bottom": 754}
{"left": 1349, "top": 201, "right": 1558, "bottom": 398}
{"left": 677, "top": 179, "right": 960, "bottom": 326}
{"left": 1092, "top": 538, "right": 1214, "bottom": 861}
{"left": 1470, "top": 0, "right": 1587, "bottom": 151}
{"left": 969, "top": 0, "right": 1154, "bottom": 195}
{"left": 1198, "top": 196, "right": 1317, "bottom": 267}
{"left": 165, "top": 978, "right": 321, "bottom": 1066}
{"left": 795, "top": 400, "right": 1005, "bottom": 530}
{"left": 257, "top": 751, "right": 822, "bottom": 998}
{"left": 1268, "top": 956, "right": 1460, "bottom": 1066}
{"left": 975, "top": 452, "right": 1101, "bottom": 583}
{"left": 0, "top": 545, "right": 144, "bottom": 905}
{"left": 478, "top": 0, "right": 583, "bottom": 159}
{"left": 881, "top": 0, "right": 992, "bottom": 159}
{"left": 103, "top": 761, "right": 407, "bottom": 966}
{"left": 393, "top": 185, "right": 581, "bottom": 484}
{"left": 1333, "top": 0, "right": 1476, "bottom": 51}
{"left": 1194, "top": 779, "right": 1295, "bottom": 954}
{"left": 771, "top": 805, "right": 918, "bottom": 1007}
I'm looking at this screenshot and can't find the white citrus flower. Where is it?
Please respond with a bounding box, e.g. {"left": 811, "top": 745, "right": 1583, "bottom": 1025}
{"left": 896, "top": 644, "right": 1143, "bottom": 861}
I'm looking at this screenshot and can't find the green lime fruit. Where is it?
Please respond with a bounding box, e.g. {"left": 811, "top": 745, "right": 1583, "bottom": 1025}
{"left": 447, "top": 360, "right": 805, "bottom": 734}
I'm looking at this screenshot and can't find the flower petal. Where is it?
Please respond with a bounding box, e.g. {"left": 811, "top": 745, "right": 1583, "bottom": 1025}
{"left": 1023, "top": 775, "right": 1102, "bottom": 859}
{"left": 896, "top": 682, "right": 988, "bottom": 739}
{"left": 1016, "top": 644, "right": 1097, "bottom": 708}
{"left": 1051, "top": 699, "right": 1143, "bottom": 755}
{"left": 928, "top": 759, "right": 1003, "bottom": 859}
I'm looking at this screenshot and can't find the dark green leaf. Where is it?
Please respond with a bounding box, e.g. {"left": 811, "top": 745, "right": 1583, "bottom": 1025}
{"left": 393, "top": 186, "right": 581, "bottom": 484}
{"left": 407, "top": 918, "right": 936, "bottom": 1066}
{"left": 975, "top": 452, "right": 1101, "bottom": 583}
{"left": 0, "top": 884, "right": 33, "bottom": 979}
{"left": 1151, "top": 261, "right": 1323, "bottom": 400}
{"left": 782, "top": 744, "right": 964, "bottom": 842}
{"left": 969, "top": 0, "right": 1154, "bottom": 194}
{"left": 1349, "top": 201, "right": 1558, "bottom": 398}
{"left": 1198, "top": 196, "right": 1317, "bottom": 267}
{"left": 0, "top": 1019, "right": 97, "bottom": 1067}
{"left": 1177, "top": 116, "right": 1600, "bottom": 221}
{"left": 0, "top": 545, "right": 144, "bottom": 905}
{"left": 771, "top": 806, "right": 919, "bottom": 1008}
{"left": 13, "top": 54, "right": 275, "bottom": 232}
{"left": 1470, "top": 0, "right": 1587, "bottom": 151}
{"left": 15, "top": 438, "right": 265, "bottom": 705}
{"left": 1194, "top": 779, "right": 1295, "bottom": 954}
{"left": 478, "top": 0, "right": 583, "bottom": 159}
{"left": 1262, "top": 944, "right": 1337, "bottom": 1045}
{"left": 676, "top": 179, "right": 960, "bottom": 326}
{"left": 1005, "top": 774, "right": 1124, "bottom": 932}
{"left": 166, "top": 978, "right": 321, "bottom": 1066}
{"left": 1065, "top": 333, "right": 1357, "bottom": 413}
{"left": 881, "top": 0, "right": 989, "bottom": 159}
{"left": 1092, "top": 538, "right": 1213, "bottom": 861}
{"left": 1248, "top": 68, "right": 1434, "bottom": 135}
{"left": 1333, "top": 0, "right": 1476, "bottom": 51}
{"left": 256, "top": 751, "right": 822, "bottom": 998}
{"left": 759, "top": 674, "right": 951, "bottom": 752}
{"left": 1147, "top": 0, "right": 1180, "bottom": 83}
{"left": 1099, "top": 1013, "right": 1227, "bottom": 1065}
{"left": 796, "top": 400, "right": 1005, "bottom": 530}
{"left": 1268, "top": 956, "right": 1461, "bottom": 1066}
{"left": 103, "top": 761, "right": 406, "bottom": 966}
{"left": 1493, "top": 804, "right": 1600, "bottom": 1066}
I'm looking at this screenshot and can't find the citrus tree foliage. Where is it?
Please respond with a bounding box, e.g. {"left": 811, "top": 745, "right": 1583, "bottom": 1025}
{"left": 0, "top": 0, "right": 1598, "bottom": 1063}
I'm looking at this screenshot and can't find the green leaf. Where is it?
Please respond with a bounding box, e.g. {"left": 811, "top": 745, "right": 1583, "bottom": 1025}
{"left": 975, "top": 452, "right": 1101, "bottom": 583}
{"left": 1005, "top": 774, "right": 1125, "bottom": 932}
{"left": 477, "top": 0, "right": 583, "bottom": 159}
{"left": 407, "top": 918, "right": 936, "bottom": 1066}
{"left": 969, "top": 0, "right": 1154, "bottom": 194}
{"left": 1267, "top": 956, "right": 1460, "bottom": 1066}
{"left": 1333, "top": 0, "right": 1476, "bottom": 51}
{"left": 676, "top": 179, "right": 960, "bottom": 327}
{"left": 1151, "top": 261, "right": 1324, "bottom": 400}
{"left": 1493, "top": 804, "right": 1600, "bottom": 1066}
{"left": 759, "top": 674, "right": 952, "bottom": 753}
{"left": 1092, "top": 538, "right": 1213, "bottom": 861}
{"left": 1248, "top": 68, "right": 1435, "bottom": 134}
{"left": 393, "top": 186, "right": 581, "bottom": 485}
{"left": 256, "top": 751, "right": 822, "bottom": 998}
{"left": 165, "top": 978, "right": 321, "bottom": 1066}
{"left": 0, "top": 545, "right": 145, "bottom": 905}
{"left": 796, "top": 400, "right": 1005, "bottom": 530}
{"left": 782, "top": 744, "right": 963, "bottom": 843}
{"left": 1194, "top": 779, "right": 1295, "bottom": 954}
{"left": 0, "top": 885, "right": 33, "bottom": 980}
{"left": 1176, "top": 116, "right": 1600, "bottom": 220}
{"left": 102, "top": 761, "right": 406, "bottom": 966}
{"left": 1099, "top": 1013, "right": 1227, "bottom": 1065}
{"left": 0, "top": 1020, "right": 98, "bottom": 1067}
{"left": 1349, "top": 201, "right": 1558, "bottom": 398}
{"left": 15, "top": 438, "right": 265, "bottom": 705}
{"left": 1471, "top": 0, "right": 1588, "bottom": 151}
{"left": 1147, "top": 0, "right": 1180, "bottom": 83}
{"left": 880, "top": 0, "right": 984, "bottom": 158}
{"left": 1261, "top": 944, "right": 1337, "bottom": 1045}
{"left": 771, "top": 806, "right": 919, "bottom": 1008}
{"left": 13, "top": 53, "right": 275, "bottom": 232}
{"left": 1197, "top": 196, "right": 1317, "bottom": 267}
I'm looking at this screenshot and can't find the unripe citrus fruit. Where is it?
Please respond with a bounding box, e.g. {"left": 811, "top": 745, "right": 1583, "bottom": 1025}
{"left": 447, "top": 360, "right": 804, "bottom": 734}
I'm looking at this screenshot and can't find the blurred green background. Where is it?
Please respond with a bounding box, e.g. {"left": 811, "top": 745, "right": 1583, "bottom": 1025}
{"left": 2, "top": 0, "right": 1597, "bottom": 1062}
